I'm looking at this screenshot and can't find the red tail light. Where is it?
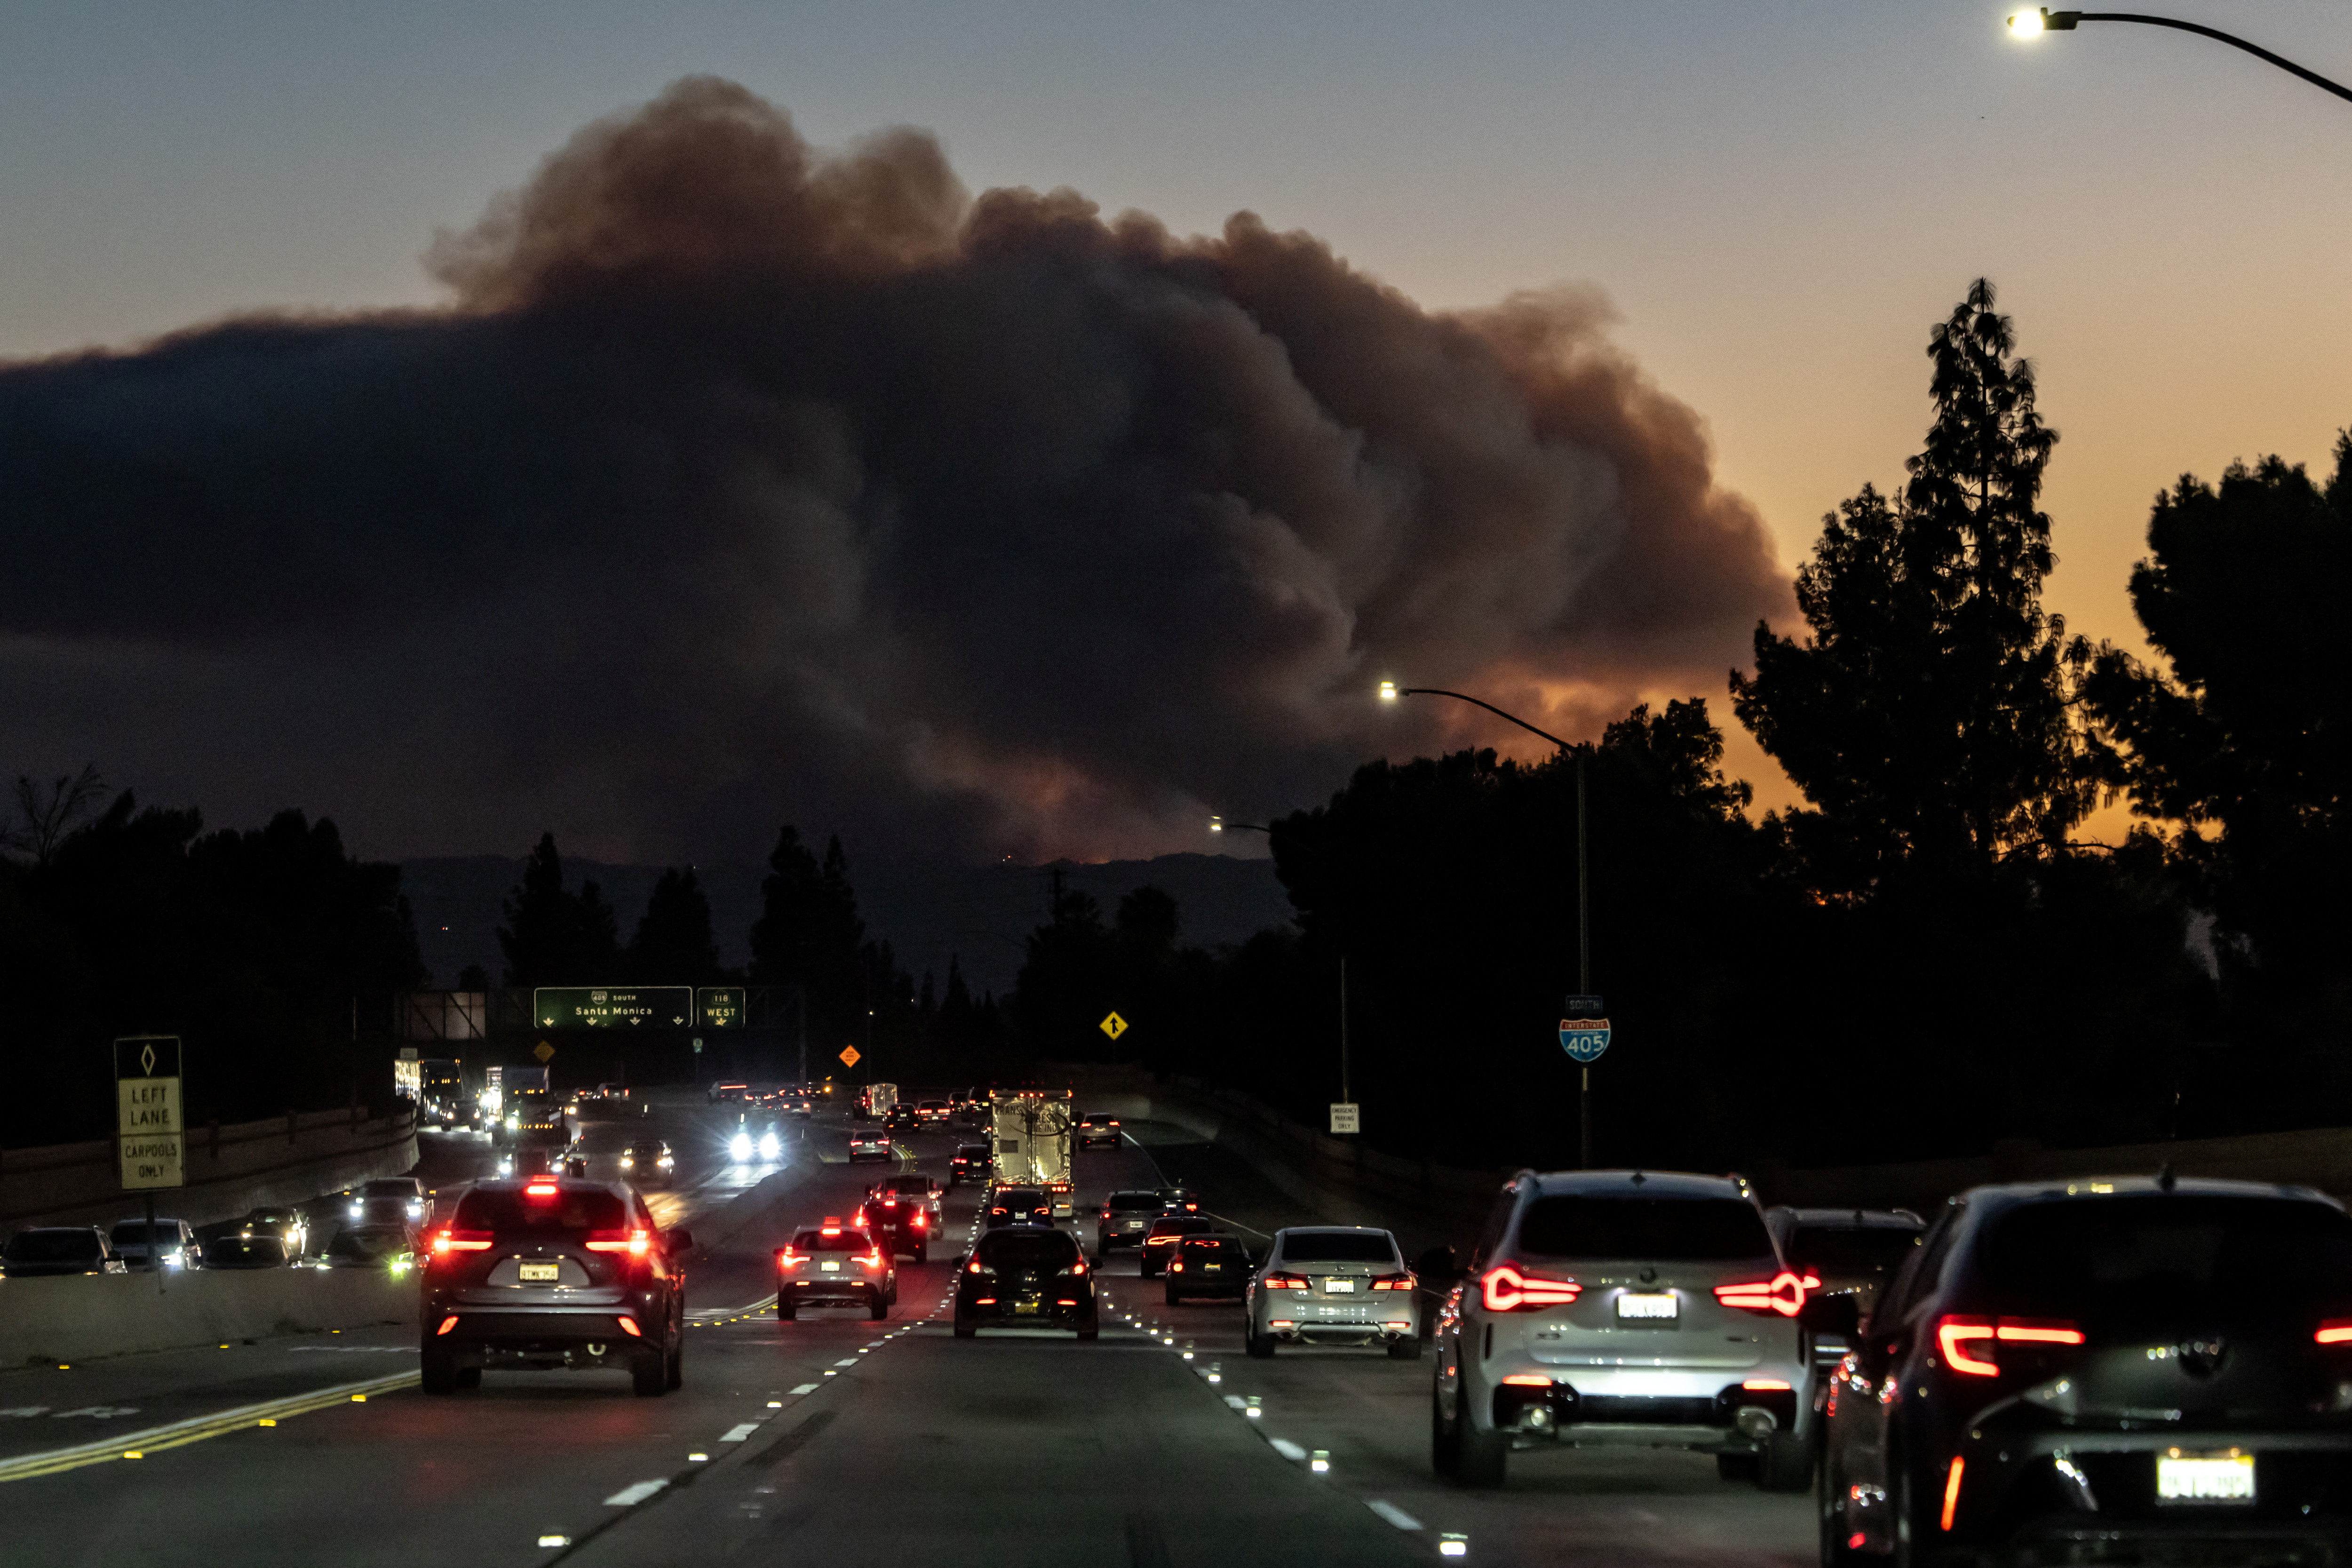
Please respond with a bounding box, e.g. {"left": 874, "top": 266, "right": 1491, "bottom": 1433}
{"left": 1168, "top": 1261, "right": 1183, "bottom": 1273}
{"left": 585, "top": 1229, "right": 651, "bottom": 1256}
{"left": 1935, "top": 1315, "right": 2084, "bottom": 1376}
{"left": 1500, "top": 1373, "right": 1553, "bottom": 1387}
{"left": 1065, "top": 1259, "right": 1088, "bottom": 1276}
{"left": 1262, "top": 1272, "right": 1310, "bottom": 1290}
{"left": 1714, "top": 1271, "right": 1821, "bottom": 1317}
{"left": 967, "top": 1257, "right": 985, "bottom": 1274}
{"left": 615, "top": 1315, "right": 641, "bottom": 1337}
{"left": 524, "top": 1180, "right": 559, "bottom": 1200}
{"left": 913, "top": 1213, "right": 927, "bottom": 1227}
{"left": 1481, "top": 1264, "right": 1581, "bottom": 1312}
{"left": 777, "top": 1249, "right": 804, "bottom": 1272}
{"left": 431, "top": 1230, "right": 493, "bottom": 1256}
{"left": 1369, "top": 1273, "right": 1415, "bottom": 1292}
{"left": 861, "top": 1250, "right": 883, "bottom": 1270}
{"left": 2319, "top": 1318, "right": 2352, "bottom": 1345}
{"left": 436, "top": 1315, "right": 460, "bottom": 1336}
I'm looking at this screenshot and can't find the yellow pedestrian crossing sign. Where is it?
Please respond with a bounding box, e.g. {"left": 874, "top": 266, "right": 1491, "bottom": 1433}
{"left": 1099, "top": 1013, "right": 1128, "bottom": 1040}
{"left": 839, "top": 1045, "right": 861, "bottom": 1067}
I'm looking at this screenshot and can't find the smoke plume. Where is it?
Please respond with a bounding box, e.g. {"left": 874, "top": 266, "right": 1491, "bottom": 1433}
{"left": 0, "top": 77, "right": 1790, "bottom": 861}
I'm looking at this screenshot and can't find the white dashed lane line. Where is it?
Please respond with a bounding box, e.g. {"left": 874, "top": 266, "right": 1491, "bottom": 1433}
{"left": 603, "top": 1480, "right": 667, "bottom": 1507}
{"left": 1366, "top": 1501, "right": 1422, "bottom": 1531}
{"left": 718, "top": 1424, "right": 761, "bottom": 1444}
{"left": 1268, "top": 1438, "right": 1307, "bottom": 1463}
{"left": 832, "top": 1359, "right": 857, "bottom": 1368}
{"left": 788, "top": 1383, "right": 820, "bottom": 1395}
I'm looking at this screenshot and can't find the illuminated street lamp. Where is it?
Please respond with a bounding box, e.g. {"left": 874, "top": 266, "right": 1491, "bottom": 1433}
{"left": 2005, "top": 9, "right": 2352, "bottom": 105}
{"left": 1381, "top": 682, "right": 1599, "bottom": 1167}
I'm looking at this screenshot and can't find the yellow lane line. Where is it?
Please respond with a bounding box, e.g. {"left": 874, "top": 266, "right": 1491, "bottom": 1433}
{"left": 0, "top": 1369, "right": 419, "bottom": 1484}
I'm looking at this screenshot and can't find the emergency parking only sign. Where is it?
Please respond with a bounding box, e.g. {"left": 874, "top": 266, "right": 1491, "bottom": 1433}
{"left": 114, "top": 1035, "right": 185, "bottom": 1190}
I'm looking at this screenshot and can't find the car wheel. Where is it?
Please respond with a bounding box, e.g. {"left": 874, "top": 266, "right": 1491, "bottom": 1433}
{"left": 1430, "top": 1370, "right": 1461, "bottom": 1478}
{"left": 954, "top": 1318, "right": 976, "bottom": 1339}
{"left": 1165, "top": 1285, "right": 1181, "bottom": 1306}
{"left": 631, "top": 1349, "right": 667, "bottom": 1397}
{"left": 868, "top": 1291, "right": 889, "bottom": 1321}
{"left": 665, "top": 1334, "right": 683, "bottom": 1391}
{"left": 1453, "top": 1380, "right": 1508, "bottom": 1488}
{"left": 1761, "top": 1430, "right": 1813, "bottom": 1492}
{"left": 455, "top": 1364, "right": 481, "bottom": 1390}
{"left": 1388, "top": 1335, "right": 1424, "bottom": 1360}
{"left": 1245, "top": 1326, "right": 1275, "bottom": 1359}
{"left": 421, "top": 1348, "right": 460, "bottom": 1395}
{"left": 777, "top": 1299, "right": 797, "bottom": 1321}
{"left": 1077, "top": 1321, "right": 1099, "bottom": 1341}
{"left": 1718, "top": 1452, "right": 1762, "bottom": 1483}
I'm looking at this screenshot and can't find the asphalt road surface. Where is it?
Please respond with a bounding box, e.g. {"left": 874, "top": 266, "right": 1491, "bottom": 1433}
{"left": 0, "top": 1097, "right": 1812, "bottom": 1567}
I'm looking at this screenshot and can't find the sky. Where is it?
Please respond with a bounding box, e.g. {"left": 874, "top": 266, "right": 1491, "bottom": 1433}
{"left": 1, "top": 1, "right": 2346, "bottom": 859}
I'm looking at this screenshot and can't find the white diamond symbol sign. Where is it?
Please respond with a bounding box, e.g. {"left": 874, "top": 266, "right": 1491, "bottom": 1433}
{"left": 140, "top": 1044, "right": 156, "bottom": 1076}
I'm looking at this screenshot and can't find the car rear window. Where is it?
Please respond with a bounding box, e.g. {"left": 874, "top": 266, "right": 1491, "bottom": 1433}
{"left": 453, "top": 1190, "right": 628, "bottom": 1232}
{"left": 979, "top": 1231, "right": 1079, "bottom": 1268}
{"left": 792, "top": 1229, "right": 875, "bottom": 1252}
{"left": 1979, "top": 1195, "right": 2352, "bottom": 1313}
{"left": 7, "top": 1230, "right": 101, "bottom": 1261}
{"left": 1278, "top": 1231, "right": 1398, "bottom": 1263}
{"left": 1517, "top": 1197, "right": 1773, "bottom": 1262}
{"left": 1182, "top": 1237, "right": 1245, "bottom": 1255}
{"left": 1791, "top": 1226, "right": 1921, "bottom": 1274}
{"left": 1106, "top": 1193, "right": 1161, "bottom": 1210}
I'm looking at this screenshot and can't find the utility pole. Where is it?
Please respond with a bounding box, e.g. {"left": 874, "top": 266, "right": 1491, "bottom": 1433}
{"left": 1577, "top": 746, "right": 1592, "bottom": 1170}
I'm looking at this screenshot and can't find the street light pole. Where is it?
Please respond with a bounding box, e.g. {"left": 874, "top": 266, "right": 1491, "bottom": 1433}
{"left": 1377, "top": 684, "right": 1596, "bottom": 1166}
{"left": 2008, "top": 9, "right": 2352, "bottom": 105}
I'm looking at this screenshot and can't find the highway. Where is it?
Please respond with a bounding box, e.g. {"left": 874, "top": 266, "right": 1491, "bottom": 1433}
{"left": 0, "top": 1098, "right": 1811, "bottom": 1567}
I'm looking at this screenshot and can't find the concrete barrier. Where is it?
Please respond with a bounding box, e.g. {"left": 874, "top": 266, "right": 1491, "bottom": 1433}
{"left": 0, "top": 1107, "right": 419, "bottom": 1234}
{"left": 0, "top": 1267, "right": 417, "bottom": 1366}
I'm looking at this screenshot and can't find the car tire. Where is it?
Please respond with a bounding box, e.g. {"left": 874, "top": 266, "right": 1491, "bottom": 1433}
{"left": 1165, "top": 1285, "right": 1182, "bottom": 1306}
{"left": 631, "top": 1350, "right": 667, "bottom": 1397}
{"left": 954, "top": 1319, "right": 976, "bottom": 1339}
{"left": 1077, "top": 1321, "right": 1099, "bottom": 1341}
{"left": 1388, "top": 1335, "right": 1424, "bottom": 1360}
{"left": 421, "top": 1348, "right": 460, "bottom": 1395}
{"left": 777, "top": 1300, "right": 797, "bottom": 1321}
{"left": 666, "top": 1334, "right": 683, "bottom": 1391}
{"left": 456, "top": 1364, "right": 481, "bottom": 1390}
{"left": 868, "top": 1292, "right": 889, "bottom": 1321}
{"left": 1452, "top": 1380, "right": 1508, "bottom": 1488}
{"left": 1430, "top": 1373, "right": 1461, "bottom": 1478}
{"left": 1761, "top": 1431, "right": 1813, "bottom": 1492}
{"left": 1717, "top": 1452, "right": 1762, "bottom": 1483}
{"left": 1245, "top": 1327, "right": 1275, "bottom": 1359}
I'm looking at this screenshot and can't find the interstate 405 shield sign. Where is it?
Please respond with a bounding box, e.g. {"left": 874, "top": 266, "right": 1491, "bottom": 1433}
{"left": 1559, "top": 1016, "right": 1612, "bottom": 1064}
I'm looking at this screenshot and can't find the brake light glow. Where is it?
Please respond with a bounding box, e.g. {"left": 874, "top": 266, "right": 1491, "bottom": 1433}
{"left": 1940, "top": 1457, "right": 1964, "bottom": 1531}
{"left": 1262, "top": 1273, "right": 1310, "bottom": 1290}
{"left": 524, "top": 1180, "right": 559, "bottom": 1200}
{"left": 967, "top": 1258, "right": 986, "bottom": 1274}
{"left": 585, "top": 1230, "right": 652, "bottom": 1256}
{"left": 1997, "top": 1319, "right": 2086, "bottom": 1346}
{"left": 432, "top": 1230, "right": 493, "bottom": 1255}
{"left": 2319, "top": 1318, "right": 2352, "bottom": 1345}
{"left": 1067, "top": 1259, "right": 1088, "bottom": 1276}
{"left": 1935, "top": 1315, "right": 2086, "bottom": 1376}
{"left": 861, "top": 1250, "right": 883, "bottom": 1269}
{"left": 778, "top": 1250, "right": 803, "bottom": 1272}
{"left": 1146, "top": 1234, "right": 1179, "bottom": 1245}
{"left": 1713, "top": 1271, "right": 1820, "bottom": 1317}
{"left": 616, "top": 1316, "right": 641, "bottom": 1337}
{"left": 913, "top": 1213, "right": 927, "bottom": 1227}
{"left": 1481, "top": 1264, "right": 1581, "bottom": 1312}
{"left": 1742, "top": 1379, "right": 1792, "bottom": 1391}
{"left": 437, "top": 1315, "right": 460, "bottom": 1336}
{"left": 1500, "top": 1374, "right": 1553, "bottom": 1387}
{"left": 1370, "top": 1273, "right": 1415, "bottom": 1292}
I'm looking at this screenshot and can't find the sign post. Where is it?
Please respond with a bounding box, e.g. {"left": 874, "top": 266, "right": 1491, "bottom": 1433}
{"left": 1559, "top": 996, "right": 1610, "bottom": 1169}
{"left": 114, "top": 1036, "right": 183, "bottom": 1291}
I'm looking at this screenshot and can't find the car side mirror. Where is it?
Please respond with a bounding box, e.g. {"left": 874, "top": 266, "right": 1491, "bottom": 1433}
{"left": 1413, "top": 1245, "right": 1462, "bottom": 1287}
{"left": 665, "top": 1227, "right": 695, "bottom": 1256}
{"left": 1799, "top": 1291, "right": 1860, "bottom": 1337}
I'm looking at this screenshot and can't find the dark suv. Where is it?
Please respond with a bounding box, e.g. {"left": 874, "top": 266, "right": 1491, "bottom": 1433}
{"left": 1821, "top": 1175, "right": 2352, "bottom": 1564}
{"left": 1097, "top": 1190, "right": 1165, "bottom": 1256}
{"left": 420, "top": 1177, "right": 689, "bottom": 1398}
{"left": 949, "top": 1144, "right": 992, "bottom": 1188}
{"left": 954, "top": 1226, "right": 1098, "bottom": 1339}
{"left": 1165, "top": 1234, "right": 1251, "bottom": 1303}
{"left": 987, "top": 1186, "right": 1052, "bottom": 1229}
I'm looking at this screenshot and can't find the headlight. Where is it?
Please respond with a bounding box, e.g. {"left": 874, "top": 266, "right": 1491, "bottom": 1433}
{"left": 620, "top": 1154, "right": 635, "bottom": 1168}
{"left": 408, "top": 1202, "right": 424, "bottom": 1218}
{"left": 658, "top": 1155, "right": 673, "bottom": 1168}
{"left": 350, "top": 1202, "right": 364, "bottom": 1218}
{"left": 506, "top": 1115, "right": 518, "bottom": 1130}
{"left": 729, "top": 1133, "right": 754, "bottom": 1161}
{"left": 758, "top": 1132, "right": 781, "bottom": 1160}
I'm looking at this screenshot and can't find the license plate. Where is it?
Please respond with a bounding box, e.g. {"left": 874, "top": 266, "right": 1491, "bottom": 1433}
{"left": 1202, "top": 1264, "right": 1222, "bottom": 1274}
{"left": 2158, "top": 1450, "right": 2255, "bottom": 1504}
{"left": 1014, "top": 1300, "right": 1041, "bottom": 1315}
{"left": 1325, "top": 1278, "right": 1356, "bottom": 1293}
{"left": 1617, "top": 1291, "right": 1677, "bottom": 1320}
{"left": 517, "top": 1261, "right": 559, "bottom": 1283}
{"left": 820, "top": 1261, "right": 841, "bottom": 1273}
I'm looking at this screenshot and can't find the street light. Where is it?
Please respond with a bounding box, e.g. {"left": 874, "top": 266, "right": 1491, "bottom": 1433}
{"left": 2005, "top": 9, "right": 2352, "bottom": 105}
{"left": 1381, "top": 683, "right": 1598, "bottom": 1168}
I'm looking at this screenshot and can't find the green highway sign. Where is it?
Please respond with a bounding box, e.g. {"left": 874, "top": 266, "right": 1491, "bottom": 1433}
{"left": 534, "top": 987, "right": 693, "bottom": 1029}
{"left": 698, "top": 987, "right": 745, "bottom": 1030}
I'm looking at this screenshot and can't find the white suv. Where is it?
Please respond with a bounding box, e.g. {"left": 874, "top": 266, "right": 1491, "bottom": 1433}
{"left": 1431, "top": 1170, "right": 1820, "bottom": 1489}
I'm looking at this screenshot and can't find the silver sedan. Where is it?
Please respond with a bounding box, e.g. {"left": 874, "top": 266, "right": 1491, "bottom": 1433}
{"left": 1244, "top": 1226, "right": 1422, "bottom": 1359}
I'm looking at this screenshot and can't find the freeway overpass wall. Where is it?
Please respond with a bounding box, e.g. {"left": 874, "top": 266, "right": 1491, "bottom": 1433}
{"left": 0, "top": 1106, "right": 420, "bottom": 1234}
{"left": 0, "top": 1267, "right": 415, "bottom": 1366}
{"left": 1058, "top": 1067, "right": 2352, "bottom": 1247}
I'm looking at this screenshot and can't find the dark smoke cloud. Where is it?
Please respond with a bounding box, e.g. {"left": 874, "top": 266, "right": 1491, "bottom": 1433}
{"left": 0, "top": 77, "right": 1790, "bottom": 862}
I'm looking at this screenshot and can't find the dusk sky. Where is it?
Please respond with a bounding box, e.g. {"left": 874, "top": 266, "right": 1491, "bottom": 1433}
{"left": 3, "top": 1, "right": 2345, "bottom": 858}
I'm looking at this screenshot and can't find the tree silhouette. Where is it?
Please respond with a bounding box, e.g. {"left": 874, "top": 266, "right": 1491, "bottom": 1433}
{"left": 1732, "top": 279, "right": 2093, "bottom": 894}
{"left": 4, "top": 764, "right": 107, "bottom": 865}
{"left": 627, "top": 867, "right": 721, "bottom": 983}
{"left": 496, "top": 833, "right": 618, "bottom": 986}
{"left": 748, "top": 826, "right": 867, "bottom": 1045}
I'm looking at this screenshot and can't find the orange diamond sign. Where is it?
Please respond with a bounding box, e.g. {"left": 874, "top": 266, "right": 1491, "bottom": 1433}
{"left": 838, "top": 1045, "right": 861, "bottom": 1068}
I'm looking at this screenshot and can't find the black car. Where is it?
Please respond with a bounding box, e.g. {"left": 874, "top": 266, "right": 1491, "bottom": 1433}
{"left": 1821, "top": 1175, "right": 2352, "bottom": 1564}
{"left": 1076, "top": 1113, "right": 1121, "bottom": 1150}
{"left": 776, "top": 1220, "right": 896, "bottom": 1321}
{"left": 1164, "top": 1234, "right": 1251, "bottom": 1304}
{"left": 883, "top": 1104, "right": 919, "bottom": 1132}
{"left": 2, "top": 1226, "right": 126, "bottom": 1278}
{"left": 858, "top": 1194, "right": 937, "bottom": 1264}
{"left": 200, "top": 1233, "right": 290, "bottom": 1269}
{"left": 420, "top": 1177, "right": 689, "bottom": 1397}
{"left": 949, "top": 1144, "right": 992, "bottom": 1188}
{"left": 954, "top": 1226, "right": 1098, "bottom": 1339}
{"left": 1140, "top": 1215, "right": 1216, "bottom": 1277}
{"left": 1158, "top": 1186, "right": 1202, "bottom": 1216}
{"left": 986, "top": 1186, "right": 1053, "bottom": 1229}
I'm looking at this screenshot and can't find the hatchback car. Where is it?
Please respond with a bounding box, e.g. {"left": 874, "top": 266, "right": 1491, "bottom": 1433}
{"left": 987, "top": 1186, "right": 1053, "bottom": 1229}
{"left": 1076, "top": 1113, "right": 1121, "bottom": 1150}
{"left": 1820, "top": 1174, "right": 2352, "bottom": 1564}
{"left": 421, "top": 1176, "right": 688, "bottom": 1396}
{"left": 1165, "top": 1234, "right": 1252, "bottom": 1304}
{"left": 848, "top": 1128, "right": 893, "bottom": 1163}
{"left": 2, "top": 1226, "right": 126, "bottom": 1277}
{"left": 1097, "top": 1190, "right": 1165, "bottom": 1256}
{"left": 109, "top": 1217, "right": 200, "bottom": 1269}
{"left": 954, "top": 1226, "right": 1098, "bottom": 1338}
{"left": 1141, "top": 1215, "right": 1217, "bottom": 1278}
{"left": 949, "top": 1144, "right": 992, "bottom": 1188}
{"left": 1247, "top": 1226, "right": 1419, "bottom": 1357}
{"left": 776, "top": 1219, "right": 895, "bottom": 1320}
{"left": 1431, "top": 1170, "right": 1816, "bottom": 1490}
